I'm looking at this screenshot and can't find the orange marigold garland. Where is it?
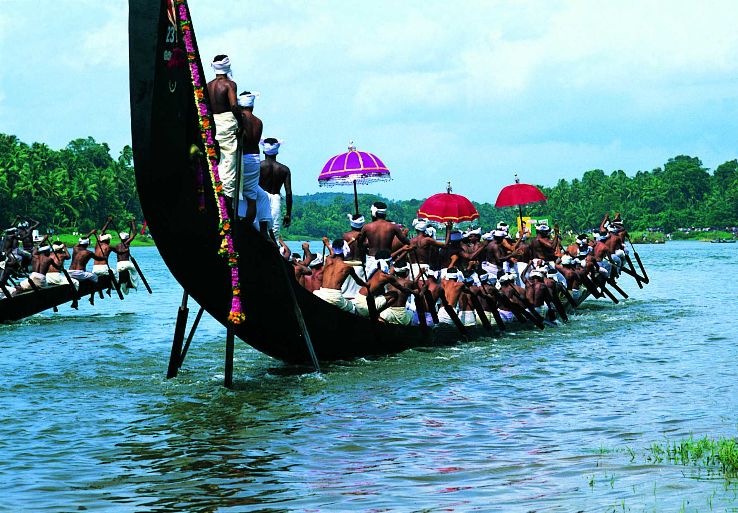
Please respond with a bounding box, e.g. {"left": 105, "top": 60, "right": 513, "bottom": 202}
{"left": 176, "top": 0, "right": 245, "bottom": 324}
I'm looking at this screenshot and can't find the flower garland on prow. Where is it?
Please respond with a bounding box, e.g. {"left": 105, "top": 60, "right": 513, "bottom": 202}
{"left": 175, "top": 0, "right": 245, "bottom": 325}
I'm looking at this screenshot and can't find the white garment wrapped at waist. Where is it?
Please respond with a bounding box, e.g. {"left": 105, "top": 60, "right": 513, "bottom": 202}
{"left": 351, "top": 293, "right": 387, "bottom": 317}
{"left": 241, "top": 153, "right": 261, "bottom": 200}
{"left": 379, "top": 306, "right": 412, "bottom": 325}
{"left": 92, "top": 264, "right": 113, "bottom": 276}
{"left": 46, "top": 272, "right": 79, "bottom": 289}
{"left": 213, "top": 112, "right": 239, "bottom": 198}
{"left": 313, "top": 287, "right": 355, "bottom": 313}
{"left": 117, "top": 260, "right": 139, "bottom": 294}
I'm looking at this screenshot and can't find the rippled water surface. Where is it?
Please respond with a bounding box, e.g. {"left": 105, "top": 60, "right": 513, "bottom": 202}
{"left": 1, "top": 241, "right": 737, "bottom": 512}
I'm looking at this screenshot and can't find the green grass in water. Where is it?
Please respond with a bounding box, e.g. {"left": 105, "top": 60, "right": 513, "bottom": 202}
{"left": 646, "top": 436, "right": 738, "bottom": 478}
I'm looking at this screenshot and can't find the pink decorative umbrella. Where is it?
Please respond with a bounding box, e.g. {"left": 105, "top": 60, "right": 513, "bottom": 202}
{"left": 417, "top": 183, "right": 479, "bottom": 224}
{"left": 495, "top": 174, "right": 547, "bottom": 231}
{"left": 318, "top": 142, "right": 391, "bottom": 215}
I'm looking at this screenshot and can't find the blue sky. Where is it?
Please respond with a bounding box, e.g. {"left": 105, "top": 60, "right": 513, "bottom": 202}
{"left": 1, "top": 0, "right": 737, "bottom": 202}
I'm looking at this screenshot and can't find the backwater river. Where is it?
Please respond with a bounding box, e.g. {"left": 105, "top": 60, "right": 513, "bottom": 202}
{"left": 0, "top": 241, "right": 737, "bottom": 512}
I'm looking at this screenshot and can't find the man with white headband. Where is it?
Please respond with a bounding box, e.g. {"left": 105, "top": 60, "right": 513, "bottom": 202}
{"left": 528, "top": 223, "right": 558, "bottom": 261}
{"left": 313, "top": 238, "right": 367, "bottom": 314}
{"left": 378, "top": 263, "right": 416, "bottom": 325}
{"left": 258, "top": 137, "right": 291, "bottom": 239}
{"left": 69, "top": 229, "right": 107, "bottom": 303}
{"left": 436, "top": 267, "right": 466, "bottom": 326}
{"left": 13, "top": 238, "right": 53, "bottom": 294}
{"left": 409, "top": 220, "right": 449, "bottom": 277}
{"left": 46, "top": 242, "right": 80, "bottom": 308}
{"left": 236, "top": 90, "right": 263, "bottom": 226}
{"left": 207, "top": 54, "right": 242, "bottom": 205}
{"left": 357, "top": 202, "right": 410, "bottom": 278}
{"left": 112, "top": 220, "right": 140, "bottom": 294}
{"left": 340, "top": 214, "right": 367, "bottom": 300}
{"left": 91, "top": 216, "right": 116, "bottom": 282}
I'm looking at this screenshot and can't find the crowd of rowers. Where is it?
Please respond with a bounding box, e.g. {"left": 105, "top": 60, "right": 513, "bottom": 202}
{"left": 0, "top": 216, "right": 140, "bottom": 307}
{"left": 277, "top": 204, "right": 634, "bottom": 329}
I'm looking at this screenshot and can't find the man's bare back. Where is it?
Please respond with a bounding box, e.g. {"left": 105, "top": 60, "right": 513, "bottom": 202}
{"left": 259, "top": 159, "right": 290, "bottom": 195}
{"left": 240, "top": 110, "right": 263, "bottom": 155}
{"left": 359, "top": 219, "right": 409, "bottom": 257}
{"left": 207, "top": 76, "right": 238, "bottom": 115}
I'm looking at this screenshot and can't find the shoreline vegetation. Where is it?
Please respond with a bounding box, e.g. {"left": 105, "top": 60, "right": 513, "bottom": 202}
{"left": 2, "top": 134, "right": 737, "bottom": 244}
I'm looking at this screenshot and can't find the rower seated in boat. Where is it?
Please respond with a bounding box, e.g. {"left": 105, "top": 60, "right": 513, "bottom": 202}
{"left": 437, "top": 268, "right": 465, "bottom": 325}
{"left": 15, "top": 244, "right": 52, "bottom": 294}
{"left": 114, "top": 222, "right": 139, "bottom": 294}
{"left": 312, "top": 238, "right": 367, "bottom": 314}
{"left": 378, "top": 263, "right": 416, "bottom": 325}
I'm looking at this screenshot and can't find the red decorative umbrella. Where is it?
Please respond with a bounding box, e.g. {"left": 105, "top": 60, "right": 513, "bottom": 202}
{"left": 417, "top": 183, "right": 479, "bottom": 223}
{"left": 318, "top": 141, "right": 391, "bottom": 215}
{"left": 494, "top": 174, "right": 547, "bottom": 232}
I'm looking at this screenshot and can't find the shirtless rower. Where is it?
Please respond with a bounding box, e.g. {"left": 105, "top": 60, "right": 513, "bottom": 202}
{"left": 69, "top": 231, "right": 106, "bottom": 304}
{"left": 342, "top": 214, "right": 365, "bottom": 261}
{"left": 528, "top": 224, "right": 558, "bottom": 261}
{"left": 357, "top": 202, "right": 410, "bottom": 277}
{"left": 379, "top": 264, "right": 417, "bottom": 325}
{"left": 313, "top": 238, "right": 367, "bottom": 313}
{"left": 237, "top": 91, "right": 263, "bottom": 226}
{"left": 408, "top": 220, "right": 448, "bottom": 276}
{"left": 259, "top": 137, "right": 291, "bottom": 239}
{"left": 303, "top": 254, "right": 324, "bottom": 293}
{"left": 455, "top": 271, "right": 481, "bottom": 327}
{"left": 555, "top": 255, "right": 582, "bottom": 291}
{"left": 352, "top": 260, "right": 411, "bottom": 318}
{"left": 47, "top": 242, "right": 80, "bottom": 308}
{"left": 114, "top": 221, "right": 139, "bottom": 294}
{"left": 437, "top": 267, "right": 466, "bottom": 325}
{"left": 207, "top": 55, "right": 241, "bottom": 207}
{"left": 15, "top": 242, "right": 52, "bottom": 294}
{"left": 438, "top": 229, "right": 464, "bottom": 269}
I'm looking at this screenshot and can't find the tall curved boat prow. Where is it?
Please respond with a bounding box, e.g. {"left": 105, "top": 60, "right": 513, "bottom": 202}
{"left": 128, "top": 0, "right": 454, "bottom": 365}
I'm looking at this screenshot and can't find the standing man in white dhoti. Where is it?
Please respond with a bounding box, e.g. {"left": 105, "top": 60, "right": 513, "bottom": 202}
{"left": 258, "top": 138, "right": 292, "bottom": 239}
{"left": 207, "top": 55, "right": 242, "bottom": 208}
{"left": 237, "top": 91, "right": 263, "bottom": 226}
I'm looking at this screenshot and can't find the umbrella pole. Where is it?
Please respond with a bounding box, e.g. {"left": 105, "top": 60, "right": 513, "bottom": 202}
{"left": 518, "top": 205, "right": 524, "bottom": 237}
{"left": 353, "top": 180, "right": 359, "bottom": 216}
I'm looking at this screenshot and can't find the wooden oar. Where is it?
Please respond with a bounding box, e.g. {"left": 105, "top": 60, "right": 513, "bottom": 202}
{"left": 557, "top": 282, "right": 578, "bottom": 309}
{"left": 413, "top": 291, "right": 430, "bottom": 335}
{"left": 606, "top": 277, "right": 629, "bottom": 299}
{"left": 479, "top": 284, "right": 506, "bottom": 331}
{"left": 622, "top": 255, "right": 645, "bottom": 288}
{"left": 439, "top": 294, "right": 467, "bottom": 336}
{"left": 469, "top": 291, "right": 493, "bottom": 331}
{"left": 59, "top": 267, "right": 80, "bottom": 309}
{"left": 509, "top": 287, "right": 547, "bottom": 327}
{"left": 130, "top": 256, "right": 152, "bottom": 294}
{"left": 626, "top": 236, "right": 649, "bottom": 284}
{"left": 545, "top": 285, "right": 568, "bottom": 322}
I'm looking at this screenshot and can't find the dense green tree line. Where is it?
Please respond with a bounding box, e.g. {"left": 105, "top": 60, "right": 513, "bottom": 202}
{"left": 2, "top": 135, "right": 735, "bottom": 237}
{"left": 0, "top": 134, "right": 141, "bottom": 231}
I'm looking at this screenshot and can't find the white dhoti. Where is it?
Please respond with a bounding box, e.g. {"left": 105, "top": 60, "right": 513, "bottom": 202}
{"left": 498, "top": 309, "right": 515, "bottom": 323}
{"left": 351, "top": 293, "right": 386, "bottom": 317}
{"left": 243, "top": 185, "right": 274, "bottom": 231}
{"left": 0, "top": 285, "right": 15, "bottom": 299}
{"left": 364, "top": 255, "right": 389, "bottom": 278}
{"left": 481, "top": 261, "right": 500, "bottom": 277}
{"left": 341, "top": 265, "right": 366, "bottom": 300}
{"left": 458, "top": 310, "right": 477, "bottom": 327}
{"left": 68, "top": 270, "right": 98, "bottom": 283}
{"left": 379, "top": 306, "right": 413, "bottom": 325}
{"left": 314, "top": 287, "right": 356, "bottom": 313}
{"left": 92, "top": 265, "right": 112, "bottom": 276}
{"left": 410, "top": 263, "right": 430, "bottom": 279}
{"left": 476, "top": 311, "right": 495, "bottom": 327}
{"left": 46, "top": 272, "right": 79, "bottom": 290}
{"left": 117, "top": 261, "right": 139, "bottom": 295}
{"left": 437, "top": 307, "right": 457, "bottom": 325}
{"left": 240, "top": 153, "right": 261, "bottom": 201}
{"left": 213, "top": 112, "right": 239, "bottom": 199}
{"left": 268, "top": 193, "right": 282, "bottom": 238}
{"left": 18, "top": 271, "right": 47, "bottom": 291}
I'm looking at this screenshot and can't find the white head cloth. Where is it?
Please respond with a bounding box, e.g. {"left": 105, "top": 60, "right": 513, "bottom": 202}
{"left": 493, "top": 230, "right": 506, "bottom": 238}
{"left": 99, "top": 234, "right": 112, "bottom": 242}
{"left": 414, "top": 220, "right": 428, "bottom": 232}
{"left": 370, "top": 204, "right": 387, "bottom": 217}
{"left": 497, "top": 222, "right": 509, "bottom": 231}
{"left": 238, "top": 91, "right": 260, "bottom": 108}
{"left": 33, "top": 235, "right": 43, "bottom": 242}
{"left": 78, "top": 238, "right": 90, "bottom": 245}
{"left": 537, "top": 224, "right": 550, "bottom": 232}
{"left": 39, "top": 245, "right": 51, "bottom": 252}
{"left": 260, "top": 138, "right": 282, "bottom": 155}
{"left": 425, "top": 226, "right": 437, "bottom": 238}
{"left": 211, "top": 56, "right": 233, "bottom": 80}
{"left": 482, "top": 231, "right": 493, "bottom": 241}
{"left": 309, "top": 255, "right": 323, "bottom": 267}
{"left": 332, "top": 246, "right": 344, "bottom": 256}
{"left": 560, "top": 255, "right": 573, "bottom": 265}
{"left": 445, "top": 270, "right": 459, "bottom": 280}
{"left": 119, "top": 232, "right": 129, "bottom": 240}
{"left": 465, "top": 227, "right": 481, "bottom": 238}
{"left": 347, "top": 214, "right": 365, "bottom": 229}
{"left": 51, "top": 243, "right": 64, "bottom": 251}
